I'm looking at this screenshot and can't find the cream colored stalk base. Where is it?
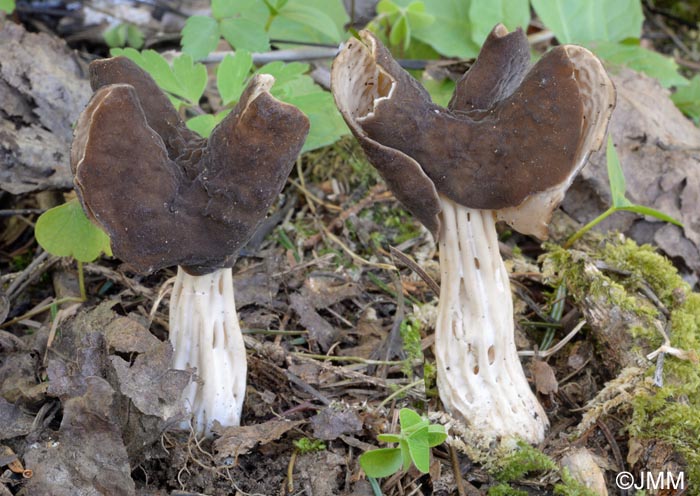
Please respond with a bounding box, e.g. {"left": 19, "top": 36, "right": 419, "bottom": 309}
{"left": 169, "top": 267, "right": 247, "bottom": 436}
{"left": 435, "top": 197, "right": 547, "bottom": 444}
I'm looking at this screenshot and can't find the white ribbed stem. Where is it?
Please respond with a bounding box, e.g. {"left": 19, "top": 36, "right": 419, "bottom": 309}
{"left": 169, "top": 266, "right": 247, "bottom": 436}
{"left": 435, "top": 197, "right": 547, "bottom": 443}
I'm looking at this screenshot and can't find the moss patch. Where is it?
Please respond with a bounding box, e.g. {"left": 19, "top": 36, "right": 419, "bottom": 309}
{"left": 543, "top": 237, "right": 700, "bottom": 482}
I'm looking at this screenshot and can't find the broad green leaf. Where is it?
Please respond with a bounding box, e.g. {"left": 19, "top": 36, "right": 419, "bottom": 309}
{"left": 359, "top": 448, "right": 403, "bottom": 478}
{"left": 217, "top": 51, "right": 253, "bottom": 105}
{"left": 427, "top": 424, "right": 447, "bottom": 447}
{"left": 258, "top": 61, "right": 309, "bottom": 87}
{"left": 282, "top": 89, "right": 348, "bottom": 152}
{"left": 406, "top": 2, "right": 434, "bottom": 30}
{"left": 269, "top": 0, "right": 348, "bottom": 46}
{"left": 171, "top": 54, "right": 208, "bottom": 104}
{"left": 399, "top": 408, "right": 423, "bottom": 431}
{"left": 411, "top": 0, "right": 479, "bottom": 58}
{"left": 181, "top": 16, "right": 220, "bottom": 60}
{"left": 469, "top": 0, "right": 530, "bottom": 47}
{"left": 605, "top": 136, "right": 632, "bottom": 208}
{"left": 407, "top": 426, "right": 430, "bottom": 473}
{"left": 377, "top": 433, "right": 402, "bottom": 443}
{"left": 0, "top": 0, "right": 15, "bottom": 14}
{"left": 589, "top": 41, "right": 687, "bottom": 89}
{"left": 671, "top": 74, "right": 700, "bottom": 121}
{"left": 213, "top": 0, "right": 269, "bottom": 24}
{"left": 35, "top": 200, "right": 112, "bottom": 263}
{"left": 278, "top": 3, "right": 342, "bottom": 42}
{"left": 530, "top": 0, "right": 643, "bottom": 44}
{"left": 220, "top": 17, "right": 271, "bottom": 52}
{"left": 619, "top": 205, "right": 683, "bottom": 227}
{"left": 186, "top": 110, "right": 231, "bottom": 138}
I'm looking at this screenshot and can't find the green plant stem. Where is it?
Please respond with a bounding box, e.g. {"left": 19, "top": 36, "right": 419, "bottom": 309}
{"left": 77, "top": 261, "right": 86, "bottom": 301}
{"left": 564, "top": 206, "right": 615, "bottom": 248}
{"left": 379, "top": 378, "right": 424, "bottom": 408}
{"left": 368, "top": 477, "right": 383, "bottom": 496}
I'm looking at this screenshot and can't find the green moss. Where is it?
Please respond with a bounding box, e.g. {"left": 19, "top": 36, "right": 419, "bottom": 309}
{"left": 494, "top": 442, "right": 557, "bottom": 481}
{"left": 544, "top": 237, "right": 700, "bottom": 482}
{"left": 488, "top": 443, "right": 598, "bottom": 496}
{"left": 400, "top": 315, "right": 423, "bottom": 378}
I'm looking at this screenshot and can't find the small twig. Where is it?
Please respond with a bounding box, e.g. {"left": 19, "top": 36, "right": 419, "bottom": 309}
{"left": 286, "top": 449, "right": 298, "bottom": 494}
{"left": 292, "top": 352, "right": 403, "bottom": 366}
{"left": 322, "top": 225, "right": 396, "bottom": 271}
{"left": 0, "top": 208, "right": 45, "bottom": 217}
{"left": 303, "top": 183, "right": 389, "bottom": 249}
{"left": 596, "top": 419, "right": 626, "bottom": 475}
{"left": 6, "top": 251, "right": 56, "bottom": 300}
{"left": 518, "top": 320, "right": 586, "bottom": 358}
{"left": 1, "top": 297, "right": 83, "bottom": 329}
{"left": 389, "top": 245, "right": 440, "bottom": 296}
{"left": 378, "top": 378, "right": 424, "bottom": 408}
{"left": 286, "top": 369, "right": 332, "bottom": 405}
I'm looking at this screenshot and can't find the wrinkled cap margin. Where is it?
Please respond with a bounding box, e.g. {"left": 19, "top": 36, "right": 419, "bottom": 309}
{"left": 331, "top": 27, "right": 616, "bottom": 239}
{"left": 72, "top": 57, "right": 310, "bottom": 275}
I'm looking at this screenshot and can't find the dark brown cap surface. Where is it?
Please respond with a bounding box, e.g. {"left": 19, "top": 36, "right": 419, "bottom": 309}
{"left": 331, "top": 27, "right": 616, "bottom": 238}
{"left": 72, "top": 58, "right": 310, "bottom": 274}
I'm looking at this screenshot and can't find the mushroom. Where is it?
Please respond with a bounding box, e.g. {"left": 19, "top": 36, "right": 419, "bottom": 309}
{"left": 71, "top": 57, "right": 310, "bottom": 435}
{"left": 332, "top": 26, "right": 615, "bottom": 443}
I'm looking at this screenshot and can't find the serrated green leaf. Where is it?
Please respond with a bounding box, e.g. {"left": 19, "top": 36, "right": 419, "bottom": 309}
{"left": 0, "top": 0, "right": 15, "bottom": 14}
{"left": 468, "top": 0, "right": 530, "bottom": 47}
{"left": 427, "top": 424, "right": 447, "bottom": 447}
{"left": 399, "top": 408, "right": 422, "bottom": 431}
{"left": 220, "top": 17, "right": 271, "bottom": 52}
{"left": 278, "top": 3, "right": 342, "bottom": 42}
{"left": 35, "top": 200, "right": 112, "bottom": 263}
{"left": 671, "top": 74, "right": 700, "bottom": 121}
{"left": 359, "top": 448, "right": 403, "bottom": 478}
{"left": 217, "top": 52, "right": 253, "bottom": 105}
{"left": 171, "top": 54, "right": 208, "bottom": 104}
{"left": 407, "top": 426, "right": 430, "bottom": 473}
{"left": 181, "top": 16, "right": 220, "bottom": 61}
{"left": 606, "top": 136, "right": 632, "bottom": 208}
{"left": 618, "top": 205, "right": 683, "bottom": 227}
{"left": 186, "top": 110, "right": 231, "bottom": 138}
{"left": 410, "top": 0, "right": 479, "bottom": 58}
{"left": 111, "top": 48, "right": 179, "bottom": 95}
{"left": 377, "top": 433, "right": 402, "bottom": 443}
{"left": 589, "top": 41, "right": 687, "bottom": 88}
{"left": 211, "top": 0, "right": 238, "bottom": 19}
{"left": 531, "top": 0, "right": 643, "bottom": 44}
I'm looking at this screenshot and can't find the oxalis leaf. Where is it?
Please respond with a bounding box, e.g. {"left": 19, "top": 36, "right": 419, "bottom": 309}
{"left": 35, "top": 200, "right": 112, "bottom": 263}
{"left": 359, "top": 448, "right": 403, "bottom": 478}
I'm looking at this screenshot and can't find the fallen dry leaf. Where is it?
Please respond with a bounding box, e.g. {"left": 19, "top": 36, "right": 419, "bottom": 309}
{"left": 310, "top": 405, "right": 363, "bottom": 440}
{"left": 213, "top": 419, "right": 303, "bottom": 460}
{"left": 531, "top": 359, "right": 559, "bottom": 395}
